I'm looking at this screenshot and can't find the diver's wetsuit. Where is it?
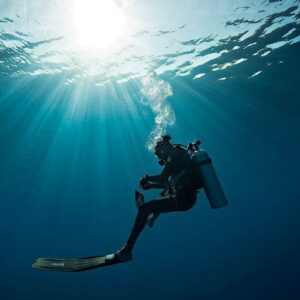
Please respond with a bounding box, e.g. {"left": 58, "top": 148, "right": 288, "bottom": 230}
{"left": 126, "top": 147, "right": 199, "bottom": 250}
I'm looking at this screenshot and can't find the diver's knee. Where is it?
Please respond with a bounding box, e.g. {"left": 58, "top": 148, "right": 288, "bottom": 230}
{"left": 138, "top": 203, "right": 148, "bottom": 214}
{"left": 138, "top": 202, "right": 152, "bottom": 217}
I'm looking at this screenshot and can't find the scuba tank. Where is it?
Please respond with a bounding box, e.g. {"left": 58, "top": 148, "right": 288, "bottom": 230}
{"left": 188, "top": 141, "right": 228, "bottom": 209}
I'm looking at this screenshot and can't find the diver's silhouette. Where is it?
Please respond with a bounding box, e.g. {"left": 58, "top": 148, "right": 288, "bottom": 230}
{"left": 32, "top": 135, "right": 227, "bottom": 271}
{"left": 110, "top": 135, "right": 227, "bottom": 262}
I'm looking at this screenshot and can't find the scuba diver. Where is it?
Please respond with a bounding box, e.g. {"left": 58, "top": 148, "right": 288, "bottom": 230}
{"left": 108, "top": 134, "right": 228, "bottom": 263}
{"left": 32, "top": 134, "right": 228, "bottom": 272}
{"left": 32, "top": 135, "right": 227, "bottom": 272}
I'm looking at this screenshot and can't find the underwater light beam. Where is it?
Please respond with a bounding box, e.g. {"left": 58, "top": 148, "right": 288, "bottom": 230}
{"left": 141, "top": 71, "right": 175, "bottom": 150}
{"left": 72, "top": 0, "right": 126, "bottom": 49}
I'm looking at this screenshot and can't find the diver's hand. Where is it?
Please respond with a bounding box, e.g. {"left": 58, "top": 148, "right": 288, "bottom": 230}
{"left": 141, "top": 183, "right": 151, "bottom": 190}
{"left": 139, "top": 174, "right": 149, "bottom": 189}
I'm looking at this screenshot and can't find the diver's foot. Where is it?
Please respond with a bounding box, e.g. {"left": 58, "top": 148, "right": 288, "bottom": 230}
{"left": 106, "top": 244, "right": 133, "bottom": 263}
{"left": 135, "top": 190, "right": 145, "bottom": 208}
{"left": 147, "top": 212, "right": 160, "bottom": 227}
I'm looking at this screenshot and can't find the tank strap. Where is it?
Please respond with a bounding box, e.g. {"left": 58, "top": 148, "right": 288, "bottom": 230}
{"left": 196, "top": 158, "right": 212, "bottom": 166}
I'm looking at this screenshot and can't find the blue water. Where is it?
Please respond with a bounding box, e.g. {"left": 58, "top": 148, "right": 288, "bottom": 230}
{"left": 1, "top": 0, "right": 300, "bottom": 299}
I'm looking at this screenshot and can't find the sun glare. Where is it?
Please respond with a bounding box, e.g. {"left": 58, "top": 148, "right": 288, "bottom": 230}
{"left": 73, "top": 0, "right": 126, "bottom": 49}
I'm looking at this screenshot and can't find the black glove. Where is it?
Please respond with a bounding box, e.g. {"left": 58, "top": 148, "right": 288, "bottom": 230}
{"left": 139, "top": 174, "right": 149, "bottom": 189}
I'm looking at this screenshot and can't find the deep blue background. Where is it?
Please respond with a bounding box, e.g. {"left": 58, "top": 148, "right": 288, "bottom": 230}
{"left": 0, "top": 23, "right": 300, "bottom": 300}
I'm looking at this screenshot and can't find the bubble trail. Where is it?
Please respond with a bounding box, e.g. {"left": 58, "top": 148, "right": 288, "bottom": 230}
{"left": 140, "top": 71, "right": 175, "bottom": 150}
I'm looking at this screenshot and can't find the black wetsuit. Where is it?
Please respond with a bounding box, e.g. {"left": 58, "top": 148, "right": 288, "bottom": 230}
{"left": 126, "top": 147, "right": 199, "bottom": 250}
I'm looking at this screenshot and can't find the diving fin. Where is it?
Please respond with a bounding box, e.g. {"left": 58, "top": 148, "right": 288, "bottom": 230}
{"left": 32, "top": 253, "right": 129, "bottom": 272}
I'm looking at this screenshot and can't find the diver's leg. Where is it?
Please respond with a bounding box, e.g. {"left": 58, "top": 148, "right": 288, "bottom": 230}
{"left": 135, "top": 190, "right": 160, "bottom": 227}
{"left": 147, "top": 212, "right": 160, "bottom": 227}
{"left": 115, "top": 193, "right": 196, "bottom": 261}
{"left": 135, "top": 190, "right": 144, "bottom": 208}
{"left": 146, "top": 189, "right": 172, "bottom": 227}
{"left": 126, "top": 195, "right": 179, "bottom": 250}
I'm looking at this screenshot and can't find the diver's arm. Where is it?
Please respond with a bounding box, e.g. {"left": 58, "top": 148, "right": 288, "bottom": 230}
{"left": 147, "top": 174, "right": 164, "bottom": 183}
{"left": 140, "top": 174, "right": 164, "bottom": 190}
{"left": 142, "top": 182, "right": 165, "bottom": 190}
{"left": 147, "top": 161, "right": 173, "bottom": 184}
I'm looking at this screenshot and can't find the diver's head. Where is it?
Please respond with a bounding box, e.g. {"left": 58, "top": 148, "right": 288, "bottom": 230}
{"left": 154, "top": 135, "right": 173, "bottom": 165}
